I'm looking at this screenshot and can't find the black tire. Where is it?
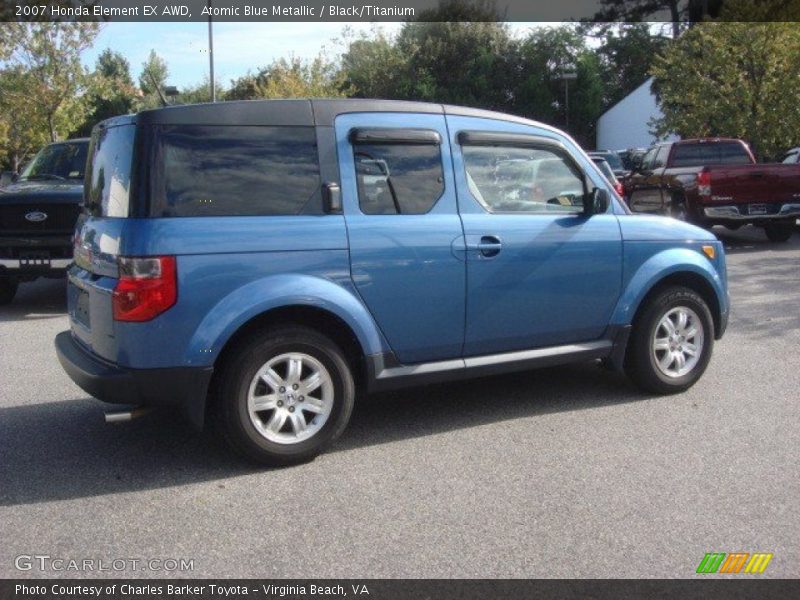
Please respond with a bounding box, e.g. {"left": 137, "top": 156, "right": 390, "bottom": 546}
{"left": 212, "top": 325, "right": 355, "bottom": 466}
{"left": 625, "top": 286, "right": 714, "bottom": 395}
{"left": 764, "top": 223, "right": 793, "bottom": 243}
{"left": 0, "top": 278, "right": 18, "bottom": 305}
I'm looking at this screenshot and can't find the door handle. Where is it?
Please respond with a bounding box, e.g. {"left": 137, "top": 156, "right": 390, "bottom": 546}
{"left": 467, "top": 235, "right": 502, "bottom": 258}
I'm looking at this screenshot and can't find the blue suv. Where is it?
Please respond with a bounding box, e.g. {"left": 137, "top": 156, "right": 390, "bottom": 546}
{"left": 55, "top": 100, "right": 729, "bottom": 465}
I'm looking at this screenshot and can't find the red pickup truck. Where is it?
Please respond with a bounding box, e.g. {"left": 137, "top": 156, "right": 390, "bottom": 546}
{"left": 625, "top": 138, "right": 800, "bottom": 242}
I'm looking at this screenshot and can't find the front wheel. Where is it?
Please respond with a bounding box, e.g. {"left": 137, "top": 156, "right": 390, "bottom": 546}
{"left": 0, "top": 278, "right": 18, "bottom": 305}
{"left": 764, "top": 223, "right": 793, "bottom": 243}
{"left": 213, "top": 325, "right": 355, "bottom": 466}
{"left": 625, "top": 286, "right": 714, "bottom": 395}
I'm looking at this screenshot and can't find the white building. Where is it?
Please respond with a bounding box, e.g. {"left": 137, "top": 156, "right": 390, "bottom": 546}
{"left": 596, "top": 77, "right": 678, "bottom": 151}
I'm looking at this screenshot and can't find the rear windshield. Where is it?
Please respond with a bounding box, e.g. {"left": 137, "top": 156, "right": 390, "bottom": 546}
{"left": 599, "top": 152, "right": 623, "bottom": 171}
{"left": 671, "top": 142, "right": 752, "bottom": 167}
{"left": 592, "top": 158, "right": 615, "bottom": 180}
{"left": 21, "top": 141, "right": 89, "bottom": 182}
{"left": 85, "top": 124, "right": 135, "bottom": 217}
{"left": 148, "top": 125, "right": 321, "bottom": 217}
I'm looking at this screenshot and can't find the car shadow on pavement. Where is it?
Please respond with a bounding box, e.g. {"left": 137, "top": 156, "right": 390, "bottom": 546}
{"left": 0, "top": 363, "right": 649, "bottom": 506}
{"left": 0, "top": 278, "right": 66, "bottom": 322}
{"left": 714, "top": 225, "right": 799, "bottom": 254}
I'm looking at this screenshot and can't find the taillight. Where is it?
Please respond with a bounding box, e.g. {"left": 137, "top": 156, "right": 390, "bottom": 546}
{"left": 614, "top": 181, "right": 625, "bottom": 197}
{"left": 113, "top": 256, "right": 177, "bottom": 322}
{"left": 697, "top": 170, "right": 712, "bottom": 197}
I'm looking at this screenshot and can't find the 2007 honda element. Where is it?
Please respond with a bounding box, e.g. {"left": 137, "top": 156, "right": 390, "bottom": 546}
{"left": 56, "top": 99, "right": 729, "bottom": 465}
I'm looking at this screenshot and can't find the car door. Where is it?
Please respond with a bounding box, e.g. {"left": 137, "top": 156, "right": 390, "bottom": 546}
{"left": 628, "top": 145, "right": 668, "bottom": 213}
{"left": 335, "top": 112, "right": 466, "bottom": 364}
{"left": 446, "top": 115, "right": 622, "bottom": 356}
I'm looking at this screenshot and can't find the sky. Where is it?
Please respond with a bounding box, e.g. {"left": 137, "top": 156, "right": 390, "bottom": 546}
{"left": 83, "top": 22, "right": 547, "bottom": 89}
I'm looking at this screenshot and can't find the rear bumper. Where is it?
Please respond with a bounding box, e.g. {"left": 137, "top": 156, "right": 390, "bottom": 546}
{"left": 703, "top": 203, "right": 800, "bottom": 221}
{"left": 55, "top": 331, "right": 213, "bottom": 430}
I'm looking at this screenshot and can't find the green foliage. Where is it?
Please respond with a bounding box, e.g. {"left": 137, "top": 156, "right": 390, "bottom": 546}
{"left": 651, "top": 20, "right": 800, "bottom": 160}
{"left": 226, "top": 53, "right": 350, "bottom": 100}
{"left": 0, "top": 23, "right": 99, "bottom": 169}
{"left": 138, "top": 49, "right": 169, "bottom": 109}
{"left": 74, "top": 49, "right": 139, "bottom": 137}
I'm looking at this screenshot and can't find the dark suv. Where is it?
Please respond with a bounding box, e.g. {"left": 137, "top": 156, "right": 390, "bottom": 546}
{"left": 0, "top": 139, "right": 89, "bottom": 303}
{"left": 56, "top": 100, "right": 729, "bottom": 466}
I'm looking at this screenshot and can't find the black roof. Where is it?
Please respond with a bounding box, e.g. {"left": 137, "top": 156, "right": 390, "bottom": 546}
{"left": 97, "top": 98, "right": 545, "bottom": 130}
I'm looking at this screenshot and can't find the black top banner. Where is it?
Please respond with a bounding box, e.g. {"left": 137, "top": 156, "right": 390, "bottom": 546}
{"left": 3, "top": 0, "right": 799, "bottom": 22}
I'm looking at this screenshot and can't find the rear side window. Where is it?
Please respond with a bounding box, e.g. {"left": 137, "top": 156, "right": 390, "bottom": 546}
{"left": 150, "top": 126, "right": 320, "bottom": 217}
{"left": 671, "top": 142, "right": 752, "bottom": 167}
{"left": 85, "top": 125, "right": 135, "bottom": 218}
{"left": 353, "top": 142, "right": 444, "bottom": 215}
{"left": 781, "top": 151, "right": 799, "bottom": 164}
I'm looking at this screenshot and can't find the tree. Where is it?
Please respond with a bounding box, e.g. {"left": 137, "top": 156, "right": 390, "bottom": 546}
{"left": 74, "top": 49, "right": 139, "bottom": 136}
{"left": 590, "top": 0, "right": 725, "bottom": 38}
{"left": 590, "top": 24, "right": 670, "bottom": 110}
{"left": 651, "top": 19, "right": 800, "bottom": 160}
{"left": 0, "top": 68, "right": 50, "bottom": 171}
{"left": 176, "top": 77, "right": 226, "bottom": 104}
{"left": 511, "top": 26, "right": 604, "bottom": 147}
{"left": 227, "top": 53, "right": 349, "bottom": 100}
{"left": 138, "top": 50, "right": 169, "bottom": 109}
{"left": 1, "top": 23, "right": 100, "bottom": 142}
{"left": 341, "top": 28, "right": 408, "bottom": 99}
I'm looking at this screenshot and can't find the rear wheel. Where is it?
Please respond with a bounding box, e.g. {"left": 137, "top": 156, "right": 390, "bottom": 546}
{"left": 764, "top": 223, "right": 793, "bottom": 243}
{"left": 625, "top": 286, "right": 714, "bottom": 395}
{"left": 0, "top": 278, "right": 18, "bottom": 305}
{"left": 213, "top": 325, "right": 355, "bottom": 466}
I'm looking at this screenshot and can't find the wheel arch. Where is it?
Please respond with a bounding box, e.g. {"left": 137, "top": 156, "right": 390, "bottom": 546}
{"left": 611, "top": 248, "right": 727, "bottom": 340}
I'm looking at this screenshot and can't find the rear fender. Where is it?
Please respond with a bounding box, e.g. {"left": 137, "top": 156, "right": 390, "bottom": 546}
{"left": 186, "top": 274, "right": 388, "bottom": 366}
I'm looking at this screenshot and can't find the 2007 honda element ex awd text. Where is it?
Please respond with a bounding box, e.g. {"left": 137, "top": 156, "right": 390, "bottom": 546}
{"left": 56, "top": 99, "right": 729, "bottom": 466}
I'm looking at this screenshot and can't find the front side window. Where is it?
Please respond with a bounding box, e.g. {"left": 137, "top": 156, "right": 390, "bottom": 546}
{"left": 653, "top": 145, "right": 670, "bottom": 168}
{"left": 353, "top": 142, "right": 444, "bottom": 215}
{"left": 462, "top": 144, "right": 587, "bottom": 214}
{"left": 782, "top": 151, "right": 799, "bottom": 164}
{"left": 150, "top": 125, "right": 320, "bottom": 217}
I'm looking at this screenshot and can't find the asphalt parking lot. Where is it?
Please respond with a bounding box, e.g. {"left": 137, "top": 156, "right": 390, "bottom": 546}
{"left": 1, "top": 225, "right": 798, "bottom": 579}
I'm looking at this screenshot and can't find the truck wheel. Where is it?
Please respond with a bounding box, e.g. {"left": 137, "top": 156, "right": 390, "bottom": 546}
{"left": 213, "top": 325, "right": 355, "bottom": 466}
{"left": 625, "top": 286, "right": 714, "bottom": 395}
{"left": 0, "top": 278, "right": 18, "bottom": 305}
{"left": 764, "top": 223, "right": 793, "bottom": 243}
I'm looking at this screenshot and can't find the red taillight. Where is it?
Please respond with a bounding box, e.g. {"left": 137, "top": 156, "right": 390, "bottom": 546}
{"left": 614, "top": 181, "right": 624, "bottom": 197}
{"left": 112, "top": 256, "right": 177, "bottom": 322}
{"left": 697, "top": 170, "right": 712, "bottom": 197}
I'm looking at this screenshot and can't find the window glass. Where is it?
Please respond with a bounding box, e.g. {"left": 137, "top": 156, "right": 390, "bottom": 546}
{"left": 782, "top": 151, "right": 799, "bottom": 164}
{"left": 21, "top": 141, "right": 89, "bottom": 182}
{"left": 462, "top": 145, "right": 587, "bottom": 214}
{"left": 150, "top": 125, "right": 320, "bottom": 217}
{"left": 85, "top": 125, "right": 135, "bottom": 218}
{"left": 653, "top": 145, "right": 670, "bottom": 168}
{"left": 353, "top": 142, "right": 444, "bottom": 214}
{"left": 671, "top": 142, "right": 751, "bottom": 167}
{"left": 641, "top": 147, "right": 658, "bottom": 171}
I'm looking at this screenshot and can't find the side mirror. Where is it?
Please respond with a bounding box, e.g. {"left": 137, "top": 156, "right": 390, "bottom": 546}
{"left": 322, "top": 181, "right": 342, "bottom": 214}
{"left": 585, "top": 188, "right": 610, "bottom": 216}
{"left": 0, "top": 171, "right": 18, "bottom": 187}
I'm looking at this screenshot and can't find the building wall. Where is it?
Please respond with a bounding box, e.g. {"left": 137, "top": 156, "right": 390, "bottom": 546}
{"left": 596, "top": 78, "right": 677, "bottom": 151}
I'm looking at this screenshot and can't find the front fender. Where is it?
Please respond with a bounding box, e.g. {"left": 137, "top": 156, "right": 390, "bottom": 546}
{"left": 610, "top": 246, "right": 727, "bottom": 328}
{"left": 186, "top": 274, "right": 388, "bottom": 365}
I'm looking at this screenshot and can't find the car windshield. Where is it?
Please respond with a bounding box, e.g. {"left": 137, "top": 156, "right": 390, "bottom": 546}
{"left": 592, "top": 158, "right": 616, "bottom": 181}
{"left": 594, "top": 151, "right": 623, "bottom": 171}
{"left": 20, "top": 141, "right": 89, "bottom": 181}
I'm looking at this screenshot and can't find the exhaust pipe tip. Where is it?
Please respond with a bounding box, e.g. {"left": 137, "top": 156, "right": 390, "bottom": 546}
{"left": 104, "top": 407, "right": 151, "bottom": 424}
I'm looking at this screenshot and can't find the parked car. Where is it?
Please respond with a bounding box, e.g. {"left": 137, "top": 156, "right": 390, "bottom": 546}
{"left": 589, "top": 150, "right": 627, "bottom": 180}
{"left": 0, "top": 139, "right": 89, "bottom": 304}
{"left": 781, "top": 147, "right": 799, "bottom": 164}
{"left": 619, "top": 148, "right": 647, "bottom": 174}
{"left": 56, "top": 100, "right": 729, "bottom": 466}
{"left": 591, "top": 156, "right": 625, "bottom": 198}
{"left": 625, "top": 138, "right": 800, "bottom": 242}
